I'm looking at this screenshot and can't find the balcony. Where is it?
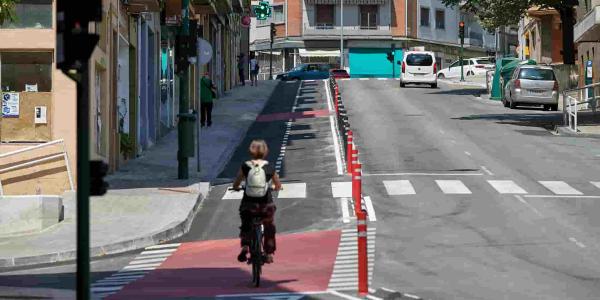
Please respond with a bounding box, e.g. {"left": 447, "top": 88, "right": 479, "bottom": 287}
{"left": 303, "top": 23, "right": 391, "bottom": 38}
{"left": 574, "top": 6, "right": 600, "bottom": 42}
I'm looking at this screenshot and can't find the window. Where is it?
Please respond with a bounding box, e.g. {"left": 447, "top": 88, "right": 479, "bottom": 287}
{"left": 435, "top": 10, "right": 445, "bottom": 29}
{"left": 0, "top": 0, "right": 52, "bottom": 29}
{"left": 420, "top": 7, "right": 430, "bottom": 27}
{"left": 316, "top": 5, "right": 334, "bottom": 28}
{"left": 519, "top": 68, "right": 556, "bottom": 80}
{"left": 360, "top": 5, "right": 378, "bottom": 29}
{"left": 1, "top": 52, "right": 52, "bottom": 92}
{"left": 406, "top": 54, "right": 433, "bottom": 66}
{"left": 449, "top": 59, "right": 469, "bottom": 68}
{"left": 273, "top": 5, "right": 284, "bottom": 23}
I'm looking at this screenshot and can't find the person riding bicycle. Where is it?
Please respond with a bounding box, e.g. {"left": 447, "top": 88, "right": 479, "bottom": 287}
{"left": 232, "top": 139, "right": 282, "bottom": 264}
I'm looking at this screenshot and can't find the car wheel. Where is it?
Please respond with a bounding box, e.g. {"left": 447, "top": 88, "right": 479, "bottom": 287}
{"left": 502, "top": 97, "right": 509, "bottom": 107}
{"left": 431, "top": 83, "right": 437, "bottom": 88}
{"left": 437, "top": 73, "right": 445, "bottom": 79}
{"left": 543, "top": 105, "right": 551, "bottom": 111}
{"left": 400, "top": 81, "right": 405, "bottom": 88}
{"left": 551, "top": 105, "right": 559, "bottom": 111}
{"left": 509, "top": 98, "right": 516, "bottom": 109}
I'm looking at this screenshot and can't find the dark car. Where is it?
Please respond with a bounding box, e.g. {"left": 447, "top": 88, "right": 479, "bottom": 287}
{"left": 330, "top": 69, "right": 350, "bottom": 79}
{"left": 276, "top": 63, "right": 331, "bottom": 81}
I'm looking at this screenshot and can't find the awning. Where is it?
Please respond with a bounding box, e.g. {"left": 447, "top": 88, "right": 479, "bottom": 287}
{"left": 299, "top": 49, "right": 340, "bottom": 57}
{"left": 305, "top": 0, "right": 386, "bottom": 4}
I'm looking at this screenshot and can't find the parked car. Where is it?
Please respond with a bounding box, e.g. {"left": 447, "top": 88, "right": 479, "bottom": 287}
{"left": 276, "top": 63, "right": 331, "bottom": 81}
{"left": 330, "top": 69, "right": 350, "bottom": 79}
{"left": 502, "top": 65, "right": 559, "bottom": 111}
{"left": 436, "top": 57, "right": 495, "bottom": 79}
{"left": 400, "top": 51, "right": 437, "bottom": 88}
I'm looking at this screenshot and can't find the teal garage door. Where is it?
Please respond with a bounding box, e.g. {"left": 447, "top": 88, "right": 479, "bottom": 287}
{"left": 348, "top": 48, "right": 403, "bottom": 78}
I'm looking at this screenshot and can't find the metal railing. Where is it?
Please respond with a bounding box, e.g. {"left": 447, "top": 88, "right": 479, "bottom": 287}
{"left": 0, "top": 139, "right": 74, "bottom": 196}
{"left": 563, "top": 82, "right": 600, "bottom": 133}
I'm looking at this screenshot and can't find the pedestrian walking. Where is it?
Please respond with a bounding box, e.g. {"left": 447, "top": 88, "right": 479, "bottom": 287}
{"left": 237, "top": 53, "right": 246, "bottom": 86}
{"left": 200, "top": 71, "right": 216, "bottom": 127}
{"left": 250, "top": 54, "right": 259, "bottom": 86}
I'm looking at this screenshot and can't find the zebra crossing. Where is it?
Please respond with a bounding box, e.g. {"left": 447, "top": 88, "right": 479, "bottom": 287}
{"left": 91, "top": 243, "right": 180, "bottom": 299}
{"left": 328, "top": 227, "right": 376, "bottom": 291}
{"left": 219, "top": 179, "right": 600, "bottom": 201}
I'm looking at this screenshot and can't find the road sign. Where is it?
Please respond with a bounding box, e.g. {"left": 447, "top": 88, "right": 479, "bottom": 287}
{"left": 198, "top": 38, "right": 213, "bottom": 65}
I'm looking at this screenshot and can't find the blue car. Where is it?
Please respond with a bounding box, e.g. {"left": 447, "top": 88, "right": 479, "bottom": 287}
{"left": 276, "top": 63, "right": 331, "bottom": 81}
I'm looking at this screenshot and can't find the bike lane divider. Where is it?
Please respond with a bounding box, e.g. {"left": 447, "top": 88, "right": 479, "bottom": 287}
{"left": 104, "top": 230, "right": 342, "bottom": 299}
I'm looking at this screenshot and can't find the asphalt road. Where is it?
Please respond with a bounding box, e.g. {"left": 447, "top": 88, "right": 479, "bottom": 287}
{"left": 340, "top": 79, "right": 600, "bottom": 300}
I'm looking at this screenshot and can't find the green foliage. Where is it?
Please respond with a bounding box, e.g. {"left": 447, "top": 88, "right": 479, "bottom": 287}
{"left": 0, "top": 0, "right": 18, "bottom": 26}
{"left": 441, "top": 0, "right": 578, "bottom": 32}
{"left": 120, "top": 133, "right": 135, "bottom": 160}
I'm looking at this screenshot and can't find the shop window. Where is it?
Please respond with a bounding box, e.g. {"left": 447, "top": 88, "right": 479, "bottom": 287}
{"left": 0, "top": 0, "right": 52, "bottom": 29}
{"left": 1, "top": 52, "right": 52, "bottom": 92}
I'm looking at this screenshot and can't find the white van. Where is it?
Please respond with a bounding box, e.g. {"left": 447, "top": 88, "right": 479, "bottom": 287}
{"left": 400, "top": 51, "right": 437, "bottom": 88}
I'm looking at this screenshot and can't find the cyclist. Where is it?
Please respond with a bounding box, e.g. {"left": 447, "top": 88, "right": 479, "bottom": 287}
{"left": 232, "top": 139, "right": 282, "bottom": 264}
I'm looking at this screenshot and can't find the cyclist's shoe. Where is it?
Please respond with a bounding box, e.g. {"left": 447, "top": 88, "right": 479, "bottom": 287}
{"left": 237, "top": 246, "right": 249, "bottom": 262}
{"left": 264, "top": 254, "right": 274, "bottom": 264}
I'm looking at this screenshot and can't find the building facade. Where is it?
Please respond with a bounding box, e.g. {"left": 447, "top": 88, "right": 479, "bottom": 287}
{"left": 574, "top": 0, "right": 600, "bottom": 87}
{"left": 517, "top": 7, "right": 564, "bottom": 64}
{"left": 249, "top": 0, "right": 496, "bottom": 78}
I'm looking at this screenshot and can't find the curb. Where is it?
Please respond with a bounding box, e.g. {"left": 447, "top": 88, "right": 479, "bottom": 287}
{"left": 553, "top": 125, "right": 600, "bottom": 138}
{"left": 0, "top": 185, "right": 210, "bottom": 269}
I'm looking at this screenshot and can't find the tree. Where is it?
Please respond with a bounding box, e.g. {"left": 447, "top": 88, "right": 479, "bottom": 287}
{"left": 0, "top": 0, "right": 18, "bottom": 26}
{"left": 441, "top": 0, "right": 579, "bottom": 64}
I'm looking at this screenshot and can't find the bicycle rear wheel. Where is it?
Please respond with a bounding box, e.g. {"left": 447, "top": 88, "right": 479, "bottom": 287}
{"left": 251, "top": 226, "right": 263, "bottom": 287}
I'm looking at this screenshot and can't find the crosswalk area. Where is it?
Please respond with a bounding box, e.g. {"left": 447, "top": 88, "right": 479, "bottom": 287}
{"left": 218, "top": 179, "right": 600, "bottom": 201}
{"left": 328, "top": 227, "right": 376, "bottom": 291}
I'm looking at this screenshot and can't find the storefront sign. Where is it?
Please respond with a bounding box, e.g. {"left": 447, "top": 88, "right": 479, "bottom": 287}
{"left": 2, "top": 92, "right": 19, "bottom": 117}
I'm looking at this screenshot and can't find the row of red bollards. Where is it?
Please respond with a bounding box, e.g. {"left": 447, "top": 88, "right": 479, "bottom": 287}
{"left": 330, "top": 77, "right": 368, "bottom": 296}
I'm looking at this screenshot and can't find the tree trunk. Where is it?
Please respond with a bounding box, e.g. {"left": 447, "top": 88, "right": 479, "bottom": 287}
{"left": 558, "top": 6, "right": 576, "bottom": 65}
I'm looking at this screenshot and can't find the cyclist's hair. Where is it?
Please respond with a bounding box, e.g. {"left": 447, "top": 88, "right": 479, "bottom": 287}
{"left": 249, "top": 139, "right": 268, "bottom": 159}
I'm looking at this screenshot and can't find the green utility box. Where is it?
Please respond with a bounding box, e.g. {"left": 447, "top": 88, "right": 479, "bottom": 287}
{"left": 178, "top": 113, "right": 197, "bottom": 157}
{"left": 490, "top": 58, "right": 537, "bottom": 100}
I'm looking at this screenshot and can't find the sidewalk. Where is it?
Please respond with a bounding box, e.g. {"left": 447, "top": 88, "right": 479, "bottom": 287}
{"left": 438, "top": 74, "right": 487, "bottom": 89}
{"left": 0, "top": 80, "right": 279, "bottom": 269}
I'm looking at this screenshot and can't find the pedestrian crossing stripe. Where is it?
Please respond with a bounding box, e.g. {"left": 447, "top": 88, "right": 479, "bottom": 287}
{"left": 219, "top": 179, "right": 600, "bottom": 201}
{"left": 328, "top": 227, "right": 376, "bottom": 290}
{"left": 91, "top": 243, "right": 180, "bottom": 299}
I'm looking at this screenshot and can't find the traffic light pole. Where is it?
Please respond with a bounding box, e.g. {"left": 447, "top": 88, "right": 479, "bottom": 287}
{"left": 460, "top": 42, "right": 464, "bottom": 82}
{"left": 76, "top": 62, "right": 91, "bottom": 300}
{"left": 269, "top": 40, "right": 273, "bottom": 80}
{"left": 177, "top": 0, "right": 190, "bottom": 179}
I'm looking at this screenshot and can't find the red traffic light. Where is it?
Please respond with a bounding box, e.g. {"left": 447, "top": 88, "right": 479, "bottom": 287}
{"left": 459, "top": 21, "right": 465, "bottom": 27}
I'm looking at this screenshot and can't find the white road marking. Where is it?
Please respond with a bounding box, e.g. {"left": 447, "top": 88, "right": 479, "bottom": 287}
{"left": 216, "top": 291, "right": 323, "bottom": 298}
{"left": 90, "top": 287, "right": 123, "bottom": 292}
{"left": 487, "top": 180, "right": 528, "bottom": 194}
{"left": 514, "top": 195, "right": 543, "bottom": 217}
{"left": 221, "top": 188, "right": 244, "bottom": 200}
{"left": 327, "top": 290, "right": 363, "bottom": 300}
{"left": 359, "top": 78, "right": 369, "bottom": 81}
{"left": 464, "top": 151, "right": 472, "bottom": 156}
{"left": 538, "top": 181, "right": 583, "bottom": 195}
{"left": 524, "top": 195, "right": 600, "bottom": 199}
{"left": 341, "top": 198, "right": 351, "bottom": 223}
{"left": 377, "top": 78, "right": 388, "bottom": 81}
{"left": 383, "top": 180, "right": 416, "bottom": 195}
{"left": 332, "top": 181, "right": 352, "bottom": 198}
{"left": 366, "top": 295, "right": 384, "bottom": 300}
{"left": 96, "top": 275, "right": 145, "bottom": 282}
{"left": 145, "top": 243, "right": 181, "bottom": 250}
{"left": 435, "top": 180, "right": 472, "bottom": 194}
{"left": 122, "top": 263, "right": 162, "bottom": 269}
{"left": 277, "top": 183, "right": 306, "bottom": 198}
{"left": 324, "top": 79, "right": 344, "bottom": 175}
{"left": 481, "top": 165, "right": 494, "bottom": 176}
{"left": 139, "top": 249, "right": 177, "bottom": 255}
{"left": 128, "top": 257, "right": 168, "bottom": 265}
{"left": 591, "top": 181, "right": 600, "bottom": 189}
{"left": 363, "top": 172, "right": 483, "bottom": 176}
{"left": 363, "top": 196, "right": 377, "bottom": 221}
{"left": 569, "top": 237, "right": 586, "bottom": 248}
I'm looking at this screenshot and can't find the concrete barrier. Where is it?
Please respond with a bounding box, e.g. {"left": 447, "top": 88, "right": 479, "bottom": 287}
{"left": 0, "top": 195, "right": 63, "bottom": 237}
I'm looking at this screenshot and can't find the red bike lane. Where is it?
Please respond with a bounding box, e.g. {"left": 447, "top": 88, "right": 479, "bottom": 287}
{"left": 107, "top": 230, "right": 341, "bottom": 299}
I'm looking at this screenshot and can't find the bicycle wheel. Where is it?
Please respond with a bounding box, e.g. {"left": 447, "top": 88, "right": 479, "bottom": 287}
{"left": 252, "top": 226, "right": 263, "bottom": 287}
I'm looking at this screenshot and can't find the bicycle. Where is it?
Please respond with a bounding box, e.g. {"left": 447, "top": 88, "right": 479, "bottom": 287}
{"left": 229, "top": 185, "right": 279, "bottom": 287}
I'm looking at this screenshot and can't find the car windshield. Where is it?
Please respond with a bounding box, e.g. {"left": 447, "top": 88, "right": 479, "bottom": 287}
{"left": 406, "top": 54, "right": 433, "bottom": 66}
{"left": 519, "top": 68, "right": 555, "bottom": 80}
{"left": 292, "top": 65, "right": 306, "bottom": 72}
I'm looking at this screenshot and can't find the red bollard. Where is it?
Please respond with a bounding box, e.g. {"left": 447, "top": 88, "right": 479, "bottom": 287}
{"left": 357, "top": 209, "right": 369, "bottom": 296}
{"left": 352, "top": 162, "right": 362, "bottom": 213}
{"left": 334, "top": 88, "right": 339, "bottom": 113}
{"left": 349, "top": 145, "right": 358, "bottom": 176}
{"left": 346, "top": 131, "right": 353, "bottom": 173}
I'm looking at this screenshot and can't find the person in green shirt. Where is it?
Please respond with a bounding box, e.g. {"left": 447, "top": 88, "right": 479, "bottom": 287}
{"left": 200, "top": 72, "right": 216, "bottom": 127}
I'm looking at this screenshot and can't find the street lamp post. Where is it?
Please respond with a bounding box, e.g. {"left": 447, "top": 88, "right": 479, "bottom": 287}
{"left": 340, "top": 0, "right": 344, "bottom": 69}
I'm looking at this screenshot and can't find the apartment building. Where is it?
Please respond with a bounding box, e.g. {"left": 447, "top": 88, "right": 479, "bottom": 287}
{"left": 517, "top": 7, "right": 564, "bottom": 64}
{"left": 574, "top": 0, "right": 600, "bottom": 86}
{"left": 250, "top": 0, "right": 495, "bottom": 78}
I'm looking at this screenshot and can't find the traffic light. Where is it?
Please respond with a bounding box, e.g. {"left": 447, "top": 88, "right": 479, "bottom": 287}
{"left": 56, "top": 0, "right": 102, "bottom": 74}
{"left": 386, "top": 52, "right": 394, "bottom": 62}
{"left": 270, "top": 22, "right": 276, "bottom": 42}
{"left": 459, "top": 21, "right": 465, "bottom": 43}
{"left": 90, "top": 160, "right": 109, "bottom": 196}
{"left": 175, "top": 34, "right": 191, "bottom": 74}
{"left": 254, "top": 1, "right": 272, "bottom": 21}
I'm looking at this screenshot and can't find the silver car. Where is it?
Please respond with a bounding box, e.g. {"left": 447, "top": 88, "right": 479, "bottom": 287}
{"left": 503, "top": 65, "right": 559, "bottom": 111}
